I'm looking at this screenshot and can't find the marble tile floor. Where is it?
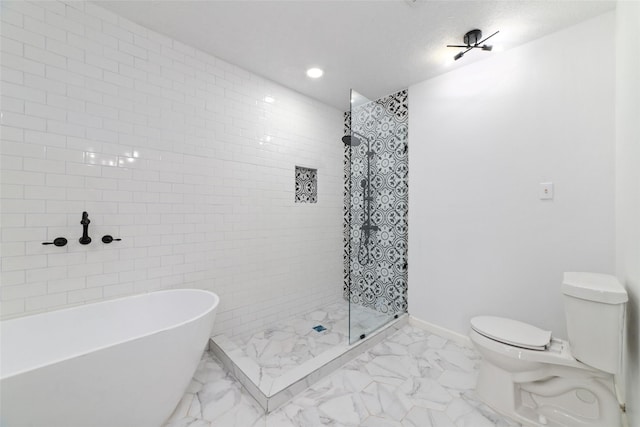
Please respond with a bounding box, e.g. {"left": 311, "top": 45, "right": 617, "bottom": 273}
{"left": 165, "top": 323, "right": 522, "bottom": 427}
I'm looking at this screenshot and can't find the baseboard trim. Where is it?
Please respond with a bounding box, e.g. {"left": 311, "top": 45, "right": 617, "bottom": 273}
{"left": 409, "top": 315, "right": 473, "bottom": 348}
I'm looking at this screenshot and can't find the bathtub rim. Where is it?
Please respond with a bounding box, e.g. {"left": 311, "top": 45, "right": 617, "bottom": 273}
{"left": 0, "top": 288, "right": 219, "bottom": 381}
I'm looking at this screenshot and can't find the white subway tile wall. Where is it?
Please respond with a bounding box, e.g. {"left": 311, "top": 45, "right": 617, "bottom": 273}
{"left": 0, "top": 1, "right": 345, "bottom": 337}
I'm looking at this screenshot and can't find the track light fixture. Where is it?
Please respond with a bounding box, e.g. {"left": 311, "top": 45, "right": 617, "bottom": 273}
{"left": 448, "top": 29, "right": 499, "bottom": 61}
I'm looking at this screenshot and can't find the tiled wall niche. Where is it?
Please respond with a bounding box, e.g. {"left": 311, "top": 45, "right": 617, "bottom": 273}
{"left": 0, "top": 1, "right": 344, "bottom": 337}
{"left": 294, "top": 166, "right": 317, "bottom": 203}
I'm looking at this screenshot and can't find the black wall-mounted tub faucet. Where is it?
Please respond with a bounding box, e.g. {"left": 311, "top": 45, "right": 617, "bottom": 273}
{"left": 79, "top": 211, "right": 91, "bottom": 245}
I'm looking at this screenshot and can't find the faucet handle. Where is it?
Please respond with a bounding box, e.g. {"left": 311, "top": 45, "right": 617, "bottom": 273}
{"left": 42, "top": 237, "right": 68, "bottom": 247}
{"left": 101, "top": 235, "right": 121, "bottom": 244}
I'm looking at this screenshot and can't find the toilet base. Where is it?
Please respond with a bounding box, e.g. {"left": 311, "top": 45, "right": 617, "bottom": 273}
{"left": 475, "top": 359, "right": 621, "bottom": 427}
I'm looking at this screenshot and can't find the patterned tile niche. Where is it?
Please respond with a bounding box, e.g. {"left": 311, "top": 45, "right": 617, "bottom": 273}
{"left": 295, "top": 166, "right": 318, "bottom": 203}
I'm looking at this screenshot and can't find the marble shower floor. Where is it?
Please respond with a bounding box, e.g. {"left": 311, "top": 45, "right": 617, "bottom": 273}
{"left": 165, "top": 323, "right": 522, "bottom": 427}
{"left": 210, "top": 301, "right": 401, "bottom": 410}
{"left": 231, "top": 301, "right": 392, "bottom": 378}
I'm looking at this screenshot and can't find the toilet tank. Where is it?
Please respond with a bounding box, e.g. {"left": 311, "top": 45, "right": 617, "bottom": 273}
{"left": 562, "top": 272, "right": 628, "bottom": 374}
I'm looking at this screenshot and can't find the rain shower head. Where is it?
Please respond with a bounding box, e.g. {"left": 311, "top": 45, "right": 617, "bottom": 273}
{"left": 342, "top": 131, "right": 369, "bottom": 146}
{"left": 342, "top": 135, "right": 362, "bottom": 146}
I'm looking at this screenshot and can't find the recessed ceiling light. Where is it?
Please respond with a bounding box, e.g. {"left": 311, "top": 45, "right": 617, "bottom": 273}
{"left": 264, "top": 96, "right": 275, "bottom": 103}
{"left": 306, "top": 67, "right": 324, "bottom": 78}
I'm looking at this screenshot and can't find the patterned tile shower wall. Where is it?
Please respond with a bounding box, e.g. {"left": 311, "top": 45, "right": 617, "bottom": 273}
{"left": 343, "top": 90, "right": 408, "bottom": 314}
{"left": 343, "top": 111, "right": 352, "bottom": 293}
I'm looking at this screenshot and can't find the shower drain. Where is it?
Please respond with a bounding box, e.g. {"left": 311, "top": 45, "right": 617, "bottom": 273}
{"left": 312, "top": 325, "right": 327, "bottom": 332}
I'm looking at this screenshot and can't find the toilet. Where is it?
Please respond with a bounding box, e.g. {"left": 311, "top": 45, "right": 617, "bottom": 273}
{"left": 469, "top": 272, "right": 627, "bottom": 427}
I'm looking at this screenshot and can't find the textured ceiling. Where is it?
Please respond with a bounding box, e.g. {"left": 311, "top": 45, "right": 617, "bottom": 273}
{"left": 95, "top": 0, "right": 615, "bottom": 111}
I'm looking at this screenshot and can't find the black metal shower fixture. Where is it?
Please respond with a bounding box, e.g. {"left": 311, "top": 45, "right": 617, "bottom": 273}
{"left": 447, "top": 29, "right": 499, "bottom": 61}
{"left": 344, "top": 131, "right": 379, "bottom": 265}
{"left": 341, "top": 132, "right": 363, "bottom": 147}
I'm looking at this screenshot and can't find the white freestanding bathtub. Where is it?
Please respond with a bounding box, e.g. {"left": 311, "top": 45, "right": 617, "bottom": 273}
{"left": 0, "top": 289, "right": 219, "bottom": 427}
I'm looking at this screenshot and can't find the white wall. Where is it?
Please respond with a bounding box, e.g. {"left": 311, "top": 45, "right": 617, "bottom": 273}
{"left": 0, "top": 1, "right": 344, "bottom": 337}
{"left": 408, "top": 12, "right": 616, "bottom": 338}
{"left": 615, "top": 1, "right": 640, "bottom": 424}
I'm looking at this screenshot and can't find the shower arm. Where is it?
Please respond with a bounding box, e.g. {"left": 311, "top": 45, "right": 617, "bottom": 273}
{"left": 351, "top": 130, "right": 368, "bottom": 140}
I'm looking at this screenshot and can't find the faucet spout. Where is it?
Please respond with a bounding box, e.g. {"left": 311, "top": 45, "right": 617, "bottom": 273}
{"left": 79, "top": 211, "right": 91, "bottom": 244}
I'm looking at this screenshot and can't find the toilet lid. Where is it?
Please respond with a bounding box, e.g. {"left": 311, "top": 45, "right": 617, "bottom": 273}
{"left": 470, "top": 316, "right": 551, "bottom": 351}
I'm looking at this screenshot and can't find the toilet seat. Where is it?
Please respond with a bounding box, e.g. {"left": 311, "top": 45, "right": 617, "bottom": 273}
{"left": 470, "top": 316, "right": 551, "bottom": 351}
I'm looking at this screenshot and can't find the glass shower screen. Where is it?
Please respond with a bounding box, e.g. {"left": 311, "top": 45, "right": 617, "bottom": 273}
{"left": 346, "top": 89, "right": 408, "bottom": 344}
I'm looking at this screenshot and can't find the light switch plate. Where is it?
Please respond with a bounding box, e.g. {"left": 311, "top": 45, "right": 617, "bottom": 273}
{"left": 539, "top": 182, "right": 554, "bottom": 200}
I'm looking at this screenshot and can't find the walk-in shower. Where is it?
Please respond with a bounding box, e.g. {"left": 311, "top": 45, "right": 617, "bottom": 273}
{"left": 211, "top": 88, "right": 408, "bottom": 413}
{"left": 344, "top": 89, "right": 409, "bottom": 344}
